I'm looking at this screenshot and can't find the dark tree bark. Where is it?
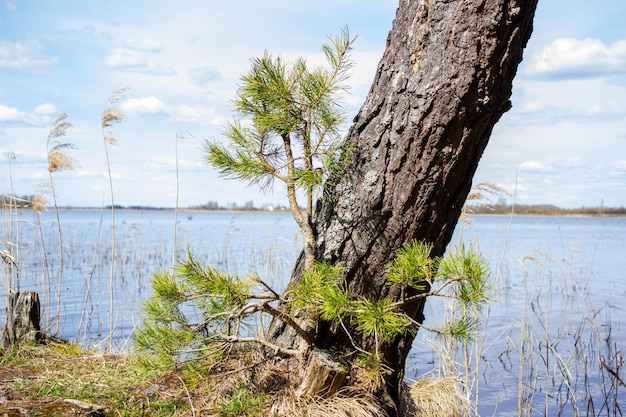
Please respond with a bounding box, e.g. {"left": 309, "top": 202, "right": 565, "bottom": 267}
{"left": 269, "top": 0, "right": 537, "bottom": 414}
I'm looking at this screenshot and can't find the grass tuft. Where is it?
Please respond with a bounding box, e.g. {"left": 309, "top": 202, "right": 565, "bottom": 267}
{"left": 409, "top": 376, "right": 468, "bottom": 417}
{"left": 270, "top": 387, "right": 385, "bottom": 417}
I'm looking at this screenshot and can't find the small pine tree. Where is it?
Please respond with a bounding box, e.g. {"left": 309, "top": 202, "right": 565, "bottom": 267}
{"left": 205, "top": 27, "right": 356, "bottom": 270}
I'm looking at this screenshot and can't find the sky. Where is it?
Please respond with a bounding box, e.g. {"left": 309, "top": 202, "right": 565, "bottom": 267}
{"left": 1, "top": 1, "right": 625, "bottom": 209}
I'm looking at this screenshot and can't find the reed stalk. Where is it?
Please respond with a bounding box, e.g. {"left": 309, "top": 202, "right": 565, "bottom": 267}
{"left": 46, "top": 113, "right": 74, "bottom": 335}
{"left": 32, "top": 190, "right": 52, "bottom": 328}
{"left": 172, "top": 130, "right": 190, "bottom": 269}
{"left": 5, "top": 153, "right": 19, "bottom": 294}
{"left": 101, "top": 87, "right": 127, "bottom": 350}
{"left": 77, "top": 206, "right": 105, "bottom": 343}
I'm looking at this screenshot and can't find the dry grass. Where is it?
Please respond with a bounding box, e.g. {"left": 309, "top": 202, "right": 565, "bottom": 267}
{"left": 0, "top": 341, "right": 398, "bottom": 416}
{"left": 409, "top": 376, "right": 468, "bottom": 417}
{"left": 270, "top": 387, "right": 385, "bottom": 417}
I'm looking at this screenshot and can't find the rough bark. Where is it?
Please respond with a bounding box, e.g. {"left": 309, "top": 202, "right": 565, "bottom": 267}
{"left": 269, "top": 0, "right": 537, "bottom": 414}
{"left": 3, "top": 292, "right": 43, "bottom": 347}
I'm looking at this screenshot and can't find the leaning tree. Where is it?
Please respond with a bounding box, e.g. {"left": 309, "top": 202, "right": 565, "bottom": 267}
{"left": 265, "top": 0, "right": 538, "bottom": 413}
{"left": 137, "top": 0, "right": 538, "bottom": 415}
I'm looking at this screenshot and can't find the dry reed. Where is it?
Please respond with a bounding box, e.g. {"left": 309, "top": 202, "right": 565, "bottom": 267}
{"left": 46, "top": 112, "right": 75, "bottom": 335}
{"left": 101, "top": 87, "right": 128, "bottom": 351}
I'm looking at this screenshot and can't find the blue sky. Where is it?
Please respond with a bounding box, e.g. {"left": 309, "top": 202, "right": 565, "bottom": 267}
{"left": 1, "top": 1, "right": 625, "bottom": 209}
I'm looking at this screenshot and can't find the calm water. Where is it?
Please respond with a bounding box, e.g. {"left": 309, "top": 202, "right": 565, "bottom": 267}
{"left": 1, "top": 210, "right": 302, "bottom": 345}
{"left": 1, "top": 210, "right": 624, "bottom": 415}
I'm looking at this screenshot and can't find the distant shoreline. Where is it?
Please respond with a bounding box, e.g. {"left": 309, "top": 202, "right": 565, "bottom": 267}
{"left": 2, "top": 193, "right": 625, "bottom": 217}
{"left": 3, "top": 205, "right": 625, "bottom": 218}
{"left": 466, "top": 203, "right": 626, "bottom": 218}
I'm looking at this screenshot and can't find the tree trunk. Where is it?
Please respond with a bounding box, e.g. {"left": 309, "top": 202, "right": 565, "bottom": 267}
{"left": 3, "top": 292, "right": 43, "bottom": 347}
{"left": 269, "top": 0, "right": 537, "bottom": 414}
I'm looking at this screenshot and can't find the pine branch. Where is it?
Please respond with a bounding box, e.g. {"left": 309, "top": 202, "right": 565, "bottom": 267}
{"left": 260, "top": 301, "right": 314, "bottom": 345}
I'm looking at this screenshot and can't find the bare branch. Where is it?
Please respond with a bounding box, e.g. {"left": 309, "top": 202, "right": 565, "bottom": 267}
{"left": 216, "top": 331, "right": 302, "bottom": 358}
{"left": 260, "top": 301, "right": 314, "bottom": 345}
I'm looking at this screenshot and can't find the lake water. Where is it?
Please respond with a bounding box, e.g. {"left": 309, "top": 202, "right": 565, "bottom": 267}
{"left": 1, "top": 209, "right": 624, "bottom": 415}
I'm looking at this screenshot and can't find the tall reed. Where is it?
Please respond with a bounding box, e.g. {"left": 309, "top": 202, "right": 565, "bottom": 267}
{"left": 46, "top": 113, "right": 74, "bottom": 335}
{"left": 31, "top": 189, "right": 52, "bottom": 327}
{"left": 1, "top": 153, "right": 19, "bottom": 297}
{"left": 101, "top": 87, "right": 127, "bottom": 350}
{"left": 172, "top": 130, "right": 187, "bottom": 269}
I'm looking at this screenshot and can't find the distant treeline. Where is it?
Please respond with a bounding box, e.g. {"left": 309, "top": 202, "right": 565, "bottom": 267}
{"left": 0, "top": 195, "right": 288, "bottom": 212}
{"left": 2, "top": 194, "right": 624, "bottom": 216}
{"left": 188, "top": 200, "right": 289, "bottom": 212}
{"left": 467, "top": 202, "right": 626, "bottom": 217}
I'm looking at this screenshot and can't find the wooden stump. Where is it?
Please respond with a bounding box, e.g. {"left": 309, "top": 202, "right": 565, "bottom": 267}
{"left": 3, "top": 292, "right": 43, "bottom": 347}
{"left": 296, "top": 349, "right": 348, "bottom": 398}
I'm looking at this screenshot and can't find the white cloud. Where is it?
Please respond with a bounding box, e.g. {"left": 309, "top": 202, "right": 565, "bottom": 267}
{"left": 105, "top": 48, "right": 145, "bottom": 69}
{"left": 118, "top": 97, "right": 226, "bottom": 124}
{"left": 518, "top": 161, "right": 555, "bottom": 172}
{"left": 0, "top": 104, "right": 21, "bottom": 121}
{"left": 105, "top": 48, "right": 174, "bottom": 75}
{"left": 0, "top": 40, "right": 57, "bottom": 73}
{"left": 4, "top": 1, "right": 16, "bottom": 12}
{"left": 34, "top": 103, "right": 57, "bottom": 115}
{"left": 120, "top": 96, "right": 167, "bottom": 114}
{"left": 175, "top": 105, "right": 227, "bottom": 125}
{"left": 505, "top": 77, "right": 626, "bottom": 127}
{"left": 0, "top": 103, "right": 55, "bottom": 125}
{"left": 528, "top": 37, "right": 626, "bottom": 80}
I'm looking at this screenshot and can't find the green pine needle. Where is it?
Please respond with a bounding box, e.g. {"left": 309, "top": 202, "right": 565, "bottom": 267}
{"left": 351, "top": 297, "right": 415, "bottom": 343}
{"left": 387, "top": 240, "right": 436, "bottom": 290}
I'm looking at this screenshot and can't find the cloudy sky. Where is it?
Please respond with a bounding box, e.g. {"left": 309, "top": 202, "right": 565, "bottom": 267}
{"left": 1, "top": 1, "right": 625, "bottom": 209}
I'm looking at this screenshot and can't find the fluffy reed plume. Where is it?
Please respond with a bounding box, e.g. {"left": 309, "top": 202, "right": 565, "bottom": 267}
{"left": 47, "top": 113, "right": 75, "bottom": 173}
{"left": 409, "top": 376, "right": 468, "bottom": 417}
{"left": 47, "top": 150, "right": 74, "bottom": 172}
{"left": 46, "top": 112, "right": 75, "bottom": 335}
{"left": 461, "top": 182, "right": 511, "bottom": 224}
{"left": 101, "top": 87, "right": 128, "bottom": 351}
{"left": 102, "top": 87, "right": 128, "bottom": 136}
{"left": 31, "top": 194, "right": 48, "bottom": 215}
